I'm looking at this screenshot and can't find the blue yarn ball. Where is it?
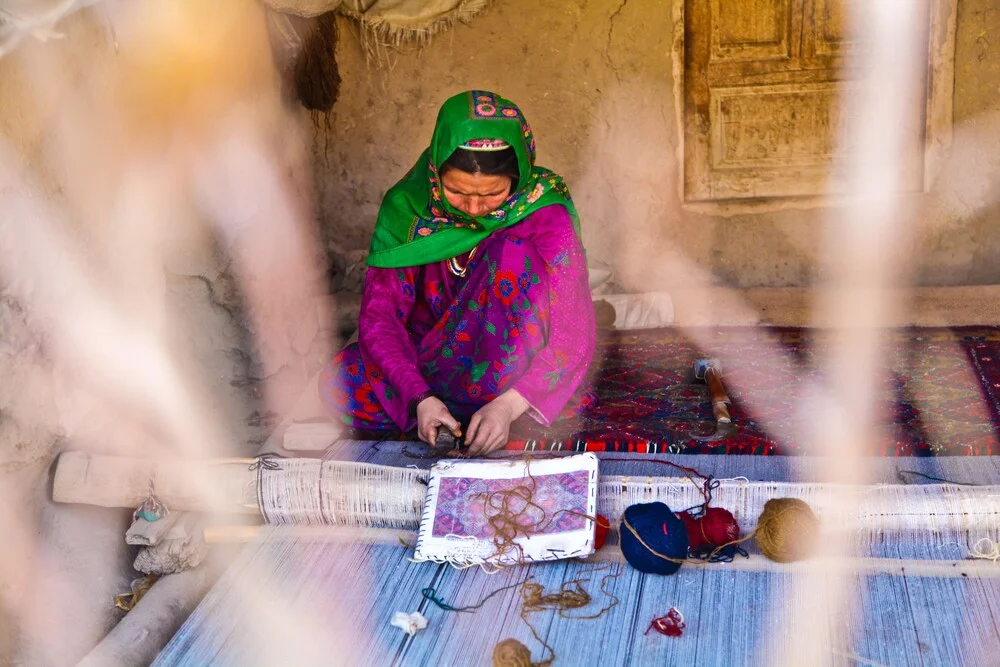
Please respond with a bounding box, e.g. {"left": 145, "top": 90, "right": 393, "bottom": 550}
{"left": 620, "top": 502, "right": 689, "bottom": 575}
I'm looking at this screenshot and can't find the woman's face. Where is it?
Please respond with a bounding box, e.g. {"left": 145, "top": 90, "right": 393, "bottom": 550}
{"left": 440, "top": 169, "right": 512, "bottom": 218}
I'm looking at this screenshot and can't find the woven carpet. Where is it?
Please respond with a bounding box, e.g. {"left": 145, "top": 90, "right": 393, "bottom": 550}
{"left": 503, "top": 326, "right": 1000, "bottom": 456}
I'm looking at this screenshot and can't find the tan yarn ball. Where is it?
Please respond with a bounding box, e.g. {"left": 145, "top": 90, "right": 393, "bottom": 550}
{"left": 593, "top": 299, "right": 617, "bottom": 329}
{"left": 492, "top": 638, "right": 533, "bottom": 667}
{"left": 755, "top": 498, "right": 820, "bottom": 563}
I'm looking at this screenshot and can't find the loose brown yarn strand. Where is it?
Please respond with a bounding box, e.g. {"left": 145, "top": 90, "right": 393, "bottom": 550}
{"left": 699, "top": 498, "right": 822, "bottom": 563}
{"left": 471, "top": 457, "right": 620, "bottom": 666}
{"left": 478, "top": 463, "right": 549, "bottom": 564}
{"left": 521, "top": 579, "right": 592, "bottom": 615}
{"left": 516, "top": 611, "right": 555, "bottom": 667}
{"left": 492, "top": 561, "right": 626, "bottom": 667}
{"left": 516, "top": 578, "right": 568, "bottom": 667}
{"left": 513, "top": 565, "right": 623, "bottom": 667}
{"left": 601, "top": 457, "right": 715, "bottom": 508}
{"left": 478, "top": 456, "right": 601, "bottom": 566}
{"left": 567, "top": 563, "right": 623, "bottom": 620}
{"left": 535, "top": 507, "right": 603, "bottom": 536}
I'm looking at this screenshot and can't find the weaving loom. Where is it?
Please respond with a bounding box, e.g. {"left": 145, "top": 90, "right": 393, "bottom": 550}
{"left": 155, "top": 444, "right": 1000, "bottom": 666}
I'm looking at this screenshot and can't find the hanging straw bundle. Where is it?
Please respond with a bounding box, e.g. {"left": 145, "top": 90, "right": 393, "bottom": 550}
{"left": 294, "top": 11, "right": 341, "bottom": 111}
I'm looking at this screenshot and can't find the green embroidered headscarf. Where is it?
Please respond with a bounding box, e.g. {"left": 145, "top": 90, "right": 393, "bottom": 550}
{"left": 366, "top": 90, "right": 580, "bottom": 268}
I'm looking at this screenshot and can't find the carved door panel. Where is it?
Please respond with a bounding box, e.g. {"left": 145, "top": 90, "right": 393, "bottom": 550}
{"left": 683, "top": 0, "right": 930, "bottom": 203}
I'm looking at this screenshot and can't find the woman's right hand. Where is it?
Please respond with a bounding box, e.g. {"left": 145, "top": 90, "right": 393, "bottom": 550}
{"left": 416, "top": 396, "right": 461, "bottom": 445}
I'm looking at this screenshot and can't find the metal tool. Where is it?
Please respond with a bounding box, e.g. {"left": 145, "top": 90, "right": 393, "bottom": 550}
{"left": 434, "top": 426, "right": 467, "bottom": 457}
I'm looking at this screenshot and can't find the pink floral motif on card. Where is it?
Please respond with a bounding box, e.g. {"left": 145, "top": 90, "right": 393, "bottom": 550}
{"left": 431, "top": 471, "right": 589, "bottom": 538}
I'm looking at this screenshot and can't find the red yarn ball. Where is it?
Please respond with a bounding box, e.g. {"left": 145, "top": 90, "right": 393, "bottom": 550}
{"left": 678, "top": 511, "right": 706, "bottom": 550}
{"left": 594, "top": 514, "right": 611, "bottom": 550}
{"left": 678, "top": 507, "right": 740, "bottom": 551}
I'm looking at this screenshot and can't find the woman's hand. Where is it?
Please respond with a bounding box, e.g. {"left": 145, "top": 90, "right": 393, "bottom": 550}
{"left": 416, "top": 396, "right": 461, "bottom": 445}
{"left": 466, "top": 390, "right": 530, "bottom": 456}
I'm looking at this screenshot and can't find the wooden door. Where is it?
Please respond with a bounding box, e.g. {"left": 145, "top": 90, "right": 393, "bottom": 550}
{"left": 682, "top": 0, "right": 930, "bottom": 203}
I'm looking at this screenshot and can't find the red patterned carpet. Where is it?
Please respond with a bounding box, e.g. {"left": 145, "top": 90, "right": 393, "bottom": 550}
{"left": 505, "top": 326, "right": 1000, "bottom": 456}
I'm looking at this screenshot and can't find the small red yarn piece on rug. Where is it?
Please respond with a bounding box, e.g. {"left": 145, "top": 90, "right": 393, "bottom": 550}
{"left": 678, "top": 507, "right": 740, "bottom": 551}
{"left": 645, "top": 607, "right": 685, "bottom": 637}
{"left": 594, "top": 514, "right": 611, "bottom": 550}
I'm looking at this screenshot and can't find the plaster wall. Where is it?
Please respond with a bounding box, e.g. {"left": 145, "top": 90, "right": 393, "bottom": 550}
{"left": 0, "top": 4, "right": 320, "bottom": 663}
{"left": 312, "top": 0, "right": 1000, "bottom": 290}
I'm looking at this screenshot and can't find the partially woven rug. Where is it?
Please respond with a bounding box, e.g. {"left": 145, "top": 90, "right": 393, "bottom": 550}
{"left": 505, "top": 326, "right": 1000, "bottom": 456}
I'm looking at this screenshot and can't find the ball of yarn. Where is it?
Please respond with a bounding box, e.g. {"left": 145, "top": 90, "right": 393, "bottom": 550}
{"left": 678, "top": 507, "right": 741, "bottom": 552}
{"left": 756, "top": 498, "right": 819, "bottom": 563}
{"left": 620, "top": 502, "right": 688, "bottom": 575}
{"left": 594, "top": 514, "right": 611, "bottom": 550}
{"left": 593, "top": 299, "right": 617, "bottom": 329}
{"left": 492, "top": 638, "right": 532, "bottom": 667}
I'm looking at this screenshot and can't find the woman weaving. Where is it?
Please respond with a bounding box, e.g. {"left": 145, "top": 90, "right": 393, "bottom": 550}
{"left": 320, "top": 90, "right": 596, "bottom": 455}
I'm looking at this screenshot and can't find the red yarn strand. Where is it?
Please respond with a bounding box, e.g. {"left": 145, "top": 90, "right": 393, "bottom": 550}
{"left": 645, "top": 607, "right": 686, "bottom": 638}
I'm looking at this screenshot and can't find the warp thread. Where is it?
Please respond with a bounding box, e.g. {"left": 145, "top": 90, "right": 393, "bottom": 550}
{"left": 645, "top": 607, "right": 686, "bottom": 638}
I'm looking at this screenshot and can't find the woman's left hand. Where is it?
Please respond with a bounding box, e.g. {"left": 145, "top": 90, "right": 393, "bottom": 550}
{"left": 465, "top": 390, "right": 530, "bottom": 456}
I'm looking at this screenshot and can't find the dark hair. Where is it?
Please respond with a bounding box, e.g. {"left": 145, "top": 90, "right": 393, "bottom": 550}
{"left": 439, "top": 146, "right": 520, "bottom": 184}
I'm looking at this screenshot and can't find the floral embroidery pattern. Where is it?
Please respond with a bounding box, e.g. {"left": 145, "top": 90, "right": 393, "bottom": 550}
{"left": 414, "top": 232, "right": 553, "bottom": 404}
{"left": 526, "top": 183, "right": 545, "bottom": 203}
{"left": 321, "top": 207, "right": 593, "bottom": 434}
{"left": 493, "top": 270, "right": 517, "bottom": 305}
{"left": 319, "top": 346, "right": 396, "bottom": 428}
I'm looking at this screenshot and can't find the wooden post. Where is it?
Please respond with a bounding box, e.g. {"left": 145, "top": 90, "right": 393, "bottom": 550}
{"left": 77, "top": 565, "right": 222, "bottom": 667}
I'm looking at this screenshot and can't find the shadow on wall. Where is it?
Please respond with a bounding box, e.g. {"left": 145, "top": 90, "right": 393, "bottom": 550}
{"left": 913, "top": 106, "right": 1000, "bottom": 285}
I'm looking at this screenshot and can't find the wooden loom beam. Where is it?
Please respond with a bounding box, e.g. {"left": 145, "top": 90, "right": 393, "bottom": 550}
{"left": 52, "top": 451, "right": 260, "bottom": 514}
